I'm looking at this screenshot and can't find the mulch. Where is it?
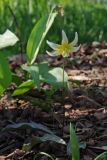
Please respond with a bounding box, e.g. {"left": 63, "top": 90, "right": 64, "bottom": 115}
{"left": 0, "top": 41, "right": 107, "bottom": 159}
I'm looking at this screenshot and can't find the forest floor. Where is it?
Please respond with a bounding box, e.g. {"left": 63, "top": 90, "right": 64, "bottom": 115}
{"left": 0, "top": 42, "right": 107, "bottom": 160}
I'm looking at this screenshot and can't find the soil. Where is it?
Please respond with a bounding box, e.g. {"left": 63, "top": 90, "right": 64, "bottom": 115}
{"left": 0, "top": 41, "right": 107, "bottom": 160}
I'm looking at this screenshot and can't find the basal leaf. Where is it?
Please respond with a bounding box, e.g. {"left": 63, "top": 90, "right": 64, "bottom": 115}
{"left": 0, "top": 54, "right": 12, "bottom": 95}
{"left": 27, "top": 8, "right": 57, "bottom": 64}
{"left": 2, "top": 122, "right": 53, "bottom": 134}
{"left": 43, "top": 67, "right": 68, "bottom": 89}
{"left": 38, "top": 62, "right": 49, "bottom": 78}
{"left": 70, "top": 123, "right": 80, "bottom": 160}
{"left": 22, "top": 64, "right": 40, "bottom": 89}
{"left": 94, "top": 151, "right": 107, "bottom": 160}
{"left": 22, "top": 133, "right": 66, "bottom": 152}
{"left": 12, "top": 80, "right": 35, "bottom": 96}
{"left": 40, "top": 133, "right": 66, "bottom": 145}
{"left": 22, "top": 64, "right": 68, "bottom": 90}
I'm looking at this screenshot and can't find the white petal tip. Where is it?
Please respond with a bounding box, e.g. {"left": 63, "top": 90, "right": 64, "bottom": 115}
{"left": 46, "top": 50, "right": 57, "bottom": 57}
{"left": 46, "top": 40, "right": 59, "bottom": 50}
{"left": 73, "top": 45, "right": 81, "bottom": 52}
{"left": 71, "top": 32, "right": 78, "bottom": 46}
{"left": 62, "top": 30, "right": 65, "bottom": 34}
{"left": 62, "top": 30, "right": 68, "bottom": 43}
{"left": 46, "top": 40, "right": 49, "bottom": 44}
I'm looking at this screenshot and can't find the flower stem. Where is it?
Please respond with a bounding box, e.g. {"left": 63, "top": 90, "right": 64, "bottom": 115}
{"left": 62, "top": 59, "right": 65, "bottom": 89}
{"left": 62, "top": 59, "right": 65, "bottom": 131}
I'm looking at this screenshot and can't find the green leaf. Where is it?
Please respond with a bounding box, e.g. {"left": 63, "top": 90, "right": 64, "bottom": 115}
{"left": 67, "top": 141, "right": 86, "bottom": 156}
{"left": 22, "top": 64, "right": 68, "bottom": 90}
{"left": 27, "top": 8, "right": 57, "bottom": 64}
{"left": 40, "top": 133, "right": 66, "bottom": 145}
{"left": 22, "top": 64, "right": 40, "bottom": 89}
{"left": 0, "top": 54, "right": 12, "bottom": 95}
{"left": 43, "top": 67, "right": 68, "bottom": 89}
{"left": 94, "top": 151, "right": 107, "bottom": 160}
{"left": 12, "top": 80, "right": 35, "bottom": 96}
{"left": 22, "top": 133, "right": 66, "bottom": 152}
{"left": 22, "top": 63, "right": 49, "bottom": 90}
{"left": 38, "top": 62, "right": 49, "bottom": 78}
{"left": 0, "top": 29, "right": 19, "bottom": 49}
{"left": 2, "top": 122, "right": 53, "bottom": 134}
{"left": 70, "top": 123, "right": 80, "bottom": 160}
{"left": 32, "top": 133, "right": 66, "bottom": 146}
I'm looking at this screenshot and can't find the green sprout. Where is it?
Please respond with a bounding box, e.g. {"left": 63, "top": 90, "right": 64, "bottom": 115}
{"left": 70, "top": 123, "right": 80, "bottom": 160}
{"left": 0, "top": 29, "right": 19, "bottom": 95}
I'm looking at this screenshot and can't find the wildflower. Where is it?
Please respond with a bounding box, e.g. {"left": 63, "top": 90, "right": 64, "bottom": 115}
{"left": 46, "top": 30, "right": 80, "bottom": 57}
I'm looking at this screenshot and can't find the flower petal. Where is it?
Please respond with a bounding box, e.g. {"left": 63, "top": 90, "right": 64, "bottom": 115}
{"left": 62, "top": 30, "right": 68, "bottom": 43}
{"left": 62, "top": 53, "right": 69, "bottom": 58}
{"left": 71, "top": 32, "right": 78, "bottom": 46}
{"left": 46, "top": 50, "right": 58, "bottom": 57}
{"left": 73, "top": 45, "right": 81, "bottom": 52}
{"left": 46, "top": 40, "right": 59, "bottom": 50}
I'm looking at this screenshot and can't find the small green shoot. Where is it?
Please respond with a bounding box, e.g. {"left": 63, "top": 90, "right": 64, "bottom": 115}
{"left": 0, "top": 29, "right": 19, "bottom": 95}
{"left": 94, "top": 151, "right": 107, "bottom": 160}
{"left": 0, "top": 54, "right": 12, "bottom": 95}
{"left": 12, "top": 80, "right": 35, "bottom": 96}
{"left": 70, "top": 123, "right": 80, "bottom": 160}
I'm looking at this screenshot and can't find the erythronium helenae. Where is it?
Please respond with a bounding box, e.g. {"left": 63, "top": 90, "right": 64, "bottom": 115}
{"left": 13, "top": 8, "right": 80, "bottom": 97}
{"left": 46, "top": 30, "right": 80, "bottom": 89}
{"left": 13, "top": 7, "right": 69, "bottom": 96}
{"left": 46, "top": 30, "right": 80, "bottom": 130}
{"left": 46, "top": 30, "right": 80, "bottom": 57}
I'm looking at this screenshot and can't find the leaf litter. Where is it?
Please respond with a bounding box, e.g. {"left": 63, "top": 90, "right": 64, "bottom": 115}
{"left": 1, "top": 42, "right": 107, "bottom": 159}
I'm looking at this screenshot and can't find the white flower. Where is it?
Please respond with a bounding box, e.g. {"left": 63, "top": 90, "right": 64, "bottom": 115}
{"left": 0, "top": 29, "right": 19, "bottom": 49}
{"left": 46, "top": 30, "right": 80, "bottom": 57}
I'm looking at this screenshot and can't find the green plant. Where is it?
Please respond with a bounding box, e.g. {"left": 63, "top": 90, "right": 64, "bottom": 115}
{"left": 1, "top": 0, "right": 107, "bottom": 57}
{"left": 46, "top": 29, "right": 80, "bottom": 126}
{"left": 46, "top": 29, "right": 80, "bottom": 88}
{"left": 1, "top": 121, "right": 66, "bottom": 154}
{"left": 69, "top": 123, "right": 80, "bottom": 160}
{"left": 68, "top": 123, "right": 107, "bottom": 160}
{"left": 0, "top": 29, "right": 18, "bottom": 95}
{"left": 13, "top": 6, "right": 69, "bottom": 96}
{"left": 94, "top": 151, "right": 107, "bottom": 160}
{"left": 26, "top": 6, "right": 57, "bottom": 65}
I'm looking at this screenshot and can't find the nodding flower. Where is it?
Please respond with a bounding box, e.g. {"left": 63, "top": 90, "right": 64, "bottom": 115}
{"left": 46, "top": 30, "right": 80, "bottom": 58}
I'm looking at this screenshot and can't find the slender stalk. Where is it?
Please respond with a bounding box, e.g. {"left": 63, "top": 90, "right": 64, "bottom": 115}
{"left": 62, "top": 59, "right": 65, "bottom": 89}
{"left": 62, "top": 59, "right": 65, "bottom": 130}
